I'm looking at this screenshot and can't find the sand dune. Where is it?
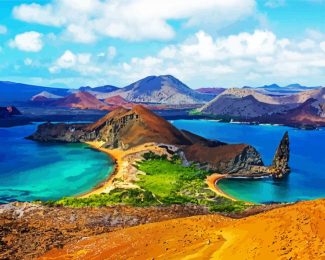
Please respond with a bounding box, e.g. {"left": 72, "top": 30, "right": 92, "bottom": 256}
{"left": 40, "top": 199, "right": 325, "bottom": 259}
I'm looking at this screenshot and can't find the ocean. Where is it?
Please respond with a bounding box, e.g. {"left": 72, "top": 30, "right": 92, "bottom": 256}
{"left": 172, "top": 120, "right": 325, "bottom": 204}
{"left": 0, "top": 124, "right": 113, "bottom": 203}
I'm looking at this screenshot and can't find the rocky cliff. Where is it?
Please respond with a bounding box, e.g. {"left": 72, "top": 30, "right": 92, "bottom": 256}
{"left": 28, "top": 105, "right": 289, "bottom": 176}
{"left": 271, "top": 131, "right": 290, "bottom": 178}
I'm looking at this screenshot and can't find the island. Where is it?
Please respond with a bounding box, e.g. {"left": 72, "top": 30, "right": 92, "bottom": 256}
{"left": 27, "top": 105, "right": 290, "bottom": 206}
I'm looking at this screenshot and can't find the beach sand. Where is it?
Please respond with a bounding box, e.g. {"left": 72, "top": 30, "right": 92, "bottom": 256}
{"left": 80, "top": 141, "right": 170, "bottom": 197}
{"left": 206, "top": 173, "right": 237, "bottom": 201}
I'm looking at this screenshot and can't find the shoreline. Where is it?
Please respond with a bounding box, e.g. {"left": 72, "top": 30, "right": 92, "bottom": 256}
{"left": 206, "top": 174, "right": 238, "bottom": 201}
{"left": 78, "top": 141, "right": 122, "bottom": 198}
{"left": 79, "top": 141, "right": 167, "bottom": 198}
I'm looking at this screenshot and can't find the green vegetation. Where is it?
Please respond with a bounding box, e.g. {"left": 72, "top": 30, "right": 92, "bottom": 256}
{"left": 42, "top": 152, "right": 249, "bottom": 213}
{"left": 42, "top": 188, "right": 158, "bottom": 207}
{"left": 189, "top": 109, "right": 202, "bottom": 115}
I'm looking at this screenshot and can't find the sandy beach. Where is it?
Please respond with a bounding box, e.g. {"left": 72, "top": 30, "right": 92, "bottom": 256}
{"left": 80, "top": 141, "right": 169, "bottom": 197}
{"left": 206, "top": 173, "right": 237, "bottom": 201}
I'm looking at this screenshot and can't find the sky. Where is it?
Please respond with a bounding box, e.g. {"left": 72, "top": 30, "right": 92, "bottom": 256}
{"left": 1, "top": 0, "right": 325, "bottom": 89}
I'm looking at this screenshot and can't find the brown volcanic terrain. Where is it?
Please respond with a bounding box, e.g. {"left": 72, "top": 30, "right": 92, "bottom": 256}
{"left": 199, "top": 87, "right": 325, "bottom": 126}
{"left": 52, "top": 91, "right": 108, "bottom": 110}
{"left": 41, "top": 199, "right": 325, "bottom": 260}
{"left": 104, "top": 95, "right": 134, "bottom": 109}
{"left": 256, "top": 98, "right": 325, "bottom": 127}
{"left": 86, "top": 105, "right": 192, "bottom": 148}
{"left": 0, "top": 203, "right": 208, "bottom": 259}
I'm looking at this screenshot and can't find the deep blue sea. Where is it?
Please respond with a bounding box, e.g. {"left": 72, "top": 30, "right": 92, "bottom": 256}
{"left": 0, "top": 124, "right": 113, "bottom": 203}
{"left": 172, "top": 120, "right": 325, "bottom": 204}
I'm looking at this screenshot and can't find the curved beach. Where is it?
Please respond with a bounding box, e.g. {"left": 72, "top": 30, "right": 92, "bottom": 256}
{"left": 81, "top": 141, "right": 168, "bottom": 198}
{"left": 80, "top": 141, "right": 123, "bottom": 197}
{"left": 206, "top": 174, "right": 237, "bottom": 201}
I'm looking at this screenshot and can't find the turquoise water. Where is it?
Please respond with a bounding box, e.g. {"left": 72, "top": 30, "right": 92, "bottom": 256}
{"left": 0, "top": 124, "right": 113, "bottom": 203}
{"left": 172, "top": 120, "right": 325, "bottom": 204}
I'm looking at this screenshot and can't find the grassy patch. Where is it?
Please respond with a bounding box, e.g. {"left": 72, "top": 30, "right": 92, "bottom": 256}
{"left": 42, "top": 152, "right": 249, "bottom": 213}
{"left": 42, "top": 188, "right": 159, "bottom": 208}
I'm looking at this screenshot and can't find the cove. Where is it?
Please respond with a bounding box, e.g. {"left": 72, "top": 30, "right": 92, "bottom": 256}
{"left": 172, "top": 120, "right": 325, "bottom": 204}
{"left": 0, "top": 124, "right": 114, "bottom": 203}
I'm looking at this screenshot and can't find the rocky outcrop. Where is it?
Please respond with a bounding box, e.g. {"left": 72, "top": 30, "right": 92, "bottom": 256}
{"left": 183, "top": 143, "right": 263, "bottom": 174}
{"left": 271, "top": 131, "right": 290, "bottom": 178}
{"left": 27, "top": 122, "right": 88, "bottom": 142}
{"left": 0, "top": 106, "right": 21, "bottom": 118}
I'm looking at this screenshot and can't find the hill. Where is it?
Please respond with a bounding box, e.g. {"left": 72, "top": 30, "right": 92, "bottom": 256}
{"left": 198, "top": 87, "right": 325, "bottom": 125}
{"left": 79, "top": 85, "right": 119, "bottom": 93}
{"left": 31, "top": 91, "right": 63, "bottom": 102}
{"left": 0, "top": 81, "right": 70, "bottom": 104}
{"left": 51, "top": 92, "right": 108, "bottom": 110}
{"left": 196, "top": 87, "right": 226, "bottom": 96}
{"left": 40, "top": 199, "right": 325, "bottom": 259}
{"left": 100, "top": 75, "right": 213, "bottom": 104}
{"left": 257, "top": 98, "right": 325, "bottom": 127}
{"left": 104, "top": 95, "right": 134, "bottom": 109}
{"left": 198, "top": 91, "right": 296, "bottom": 118}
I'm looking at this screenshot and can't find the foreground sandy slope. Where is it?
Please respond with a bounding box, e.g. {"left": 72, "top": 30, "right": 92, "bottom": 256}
{"left": 41, "top": 199, "right": 325, "bottom": 260}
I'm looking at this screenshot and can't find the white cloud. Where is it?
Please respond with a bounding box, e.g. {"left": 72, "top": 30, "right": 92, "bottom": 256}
{"left": 45, "top": 29, "right": 325, "bottom": 87}
{"left": 0, "top": 25, "right": 7, "bottom": 34}
{"left": 9, "top": 31, "right": 43, "bottom": 52}
{"left": 24, "top": 58, "right": 33, "bottom": 65}
{"left": 114, "top": 29, "right": 325, "bottom": 86}
{"left": 50, "top": 50, "right": 100, "bottom": 74}
{"left": 13, "top": 0, "right": 256, "bottom": 42}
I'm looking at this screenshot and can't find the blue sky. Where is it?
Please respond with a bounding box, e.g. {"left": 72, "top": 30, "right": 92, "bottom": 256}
{"left": 1, "top": 0, "right": 325, "bottom": 89}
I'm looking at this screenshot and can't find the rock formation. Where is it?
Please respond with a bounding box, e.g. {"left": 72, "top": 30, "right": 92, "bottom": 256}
{"left": 28, "top": 105, "right": 289, "bottom": 176}
{"left": 271, "top": 131, "right": 290, "bottom": 178}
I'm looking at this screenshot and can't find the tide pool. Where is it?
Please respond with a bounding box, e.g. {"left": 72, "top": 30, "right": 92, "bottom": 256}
{"left": 0, "top": 124, "right": 113, "bottom": 203}
{"left": 172, "top": 120, "right": 325, "bottom": 204}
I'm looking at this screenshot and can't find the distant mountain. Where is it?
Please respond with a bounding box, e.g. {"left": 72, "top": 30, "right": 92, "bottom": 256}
{"left": 255, "top": 83, "right": 320, "bottom": 95}
{"left": 99, "top": 75, "right": 214, "bottom": 104}
{"left": 52, "top": 92, "right": 108, "bottom": 110}
{"left": 258, "top": 83, "right": 281, "bottom": 89}
{"left": 198, "top": 87, "right": 325, "bottom": 126}
{"left": 198, "top": 94, "right": 294, "bottom": 118}
{"left": 79, "top": 85, "right": 119, "bottom": 93}
{"left": 195, "top": 88, "right": 225, "bottom": 96}
{"left": 256, "top": 98, "right": 325, "bottom": 127}
{"left": 31, "top": 91, "right": 63, "bottom": 101}
{"left": 104, "top": 95, "right": 135, "bottom": 109}
{"left": 0, "top": 81, "right": 70, "bottom": 104}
